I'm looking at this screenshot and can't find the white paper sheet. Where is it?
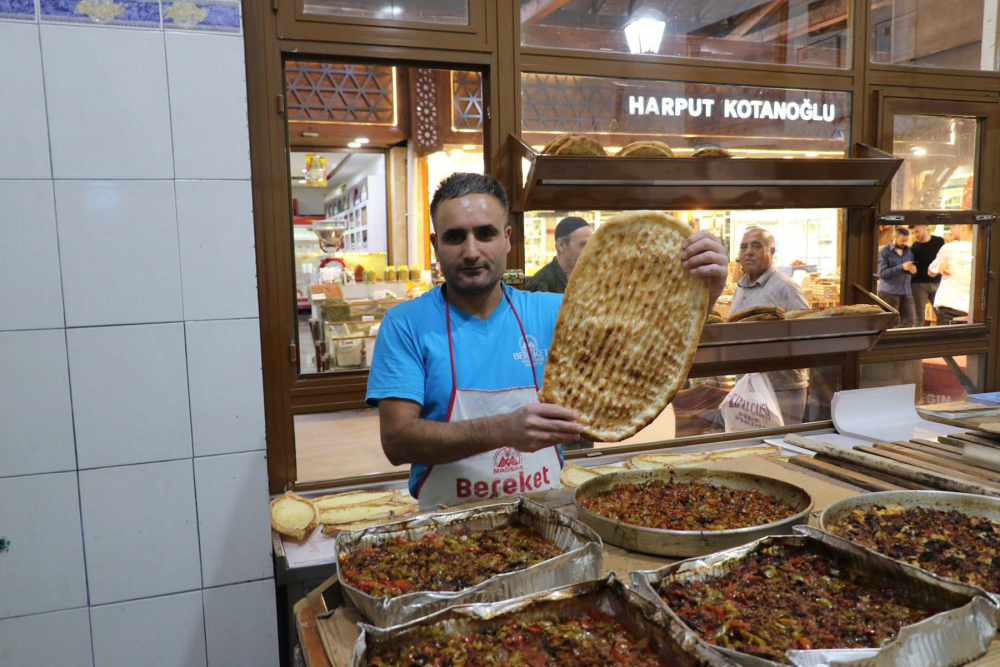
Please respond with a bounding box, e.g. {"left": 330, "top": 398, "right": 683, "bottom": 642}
{"left": 280, "top": 525, "right": 340, "bottom": 569}
{"left": 832, "top": 384, "right": 963, "bottom": 443}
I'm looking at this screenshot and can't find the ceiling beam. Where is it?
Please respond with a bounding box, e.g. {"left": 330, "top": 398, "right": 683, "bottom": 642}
{"left": 728, "top": 0, "right": 785, "bottom": 39}
{"left": 521, "top": 0, "right": 576, "bottom": 24}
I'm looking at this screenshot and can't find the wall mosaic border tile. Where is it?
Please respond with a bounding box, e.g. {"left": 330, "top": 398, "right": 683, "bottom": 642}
{"left": 163, "top": 0, "right": 239, "bottom": 33}
{"left": 0, "top": 0, "right": 37, "bottom": 21}
{"left": 40, "top": 0, "right": 162, "bottom": 29}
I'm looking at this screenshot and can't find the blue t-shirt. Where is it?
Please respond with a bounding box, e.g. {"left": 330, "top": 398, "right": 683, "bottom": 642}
{"left": 366, "top": 285, "right": 563, "bottom": 496}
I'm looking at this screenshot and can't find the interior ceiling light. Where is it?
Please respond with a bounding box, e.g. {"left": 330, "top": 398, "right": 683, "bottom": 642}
{"left": 462, "top": 144, "right": 476, "bottom": 150}
{"left": 347, "top": 142, "right": 362, "bottom": 148}
{"left": 624, "top": 11, "right": 666, "bottom": 55}
{"left": 301, "top": 130, "right": 320, "bottom": 138}
{"left": 298, "top": 179, "right": 307, "bottom": 184}
{"left": 354, "top": 137, "right": 370, "bottom": 144}
{"left": 911, "top": 146, "right": 927, "bottom": 155}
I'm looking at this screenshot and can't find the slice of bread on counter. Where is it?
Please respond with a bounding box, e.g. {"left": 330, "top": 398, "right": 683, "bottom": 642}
{"left": 587, "top": 465, "right": 627, "bottom": 475}
{"left": 312, "top": 489, "right": 396, "bottom": 511}
{"left": 708, "top": 445, "right": 782, "bottom": 461}
{"left": 318, "top": 502, "right": 416, "bottom": 526}
{"left": 270, "top": 492, "right": 319, "bottom": 540}
{"left": 626, "top": 452, "right": 708, "bottom": 469}
{"left": 321, "top": 518, "right": 388, "bottom": 536}
{"left": 560, "top": 463, "right": 601, "bottom": 487}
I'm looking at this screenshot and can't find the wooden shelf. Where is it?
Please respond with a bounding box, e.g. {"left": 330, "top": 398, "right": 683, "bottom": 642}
{"left": 509, "top": 136, "right": 902, "bottom": 212}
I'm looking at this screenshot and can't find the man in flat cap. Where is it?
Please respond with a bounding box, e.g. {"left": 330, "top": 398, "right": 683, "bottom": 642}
{"left": 524, "top": 216, "right": 593, "bottom": 294}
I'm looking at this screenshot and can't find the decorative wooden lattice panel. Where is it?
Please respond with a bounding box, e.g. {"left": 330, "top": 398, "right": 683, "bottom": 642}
{"left": 285, "top": 62, "right": 395, "bottom": 124}
{"left": 451, "top": 71, "right": 483, "bottom": 131}
{"left": 521, "top": 72, "right": 621, "bottom": 133}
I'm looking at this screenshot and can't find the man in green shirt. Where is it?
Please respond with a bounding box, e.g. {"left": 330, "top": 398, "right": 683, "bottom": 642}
{"left": 524, "top": 216, "right": 593, "bottom": 294}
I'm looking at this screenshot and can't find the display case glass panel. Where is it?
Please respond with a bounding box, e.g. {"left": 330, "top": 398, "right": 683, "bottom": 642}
{"left": 302, "top": 0, "right": 469, "bottom": 25}
{"left": 521, "top": 0, "right": 851, "bottom": 69}
{"left": 870, "top": 0, "right": 1000, "bottom": 71}
{"left": 890, "top": 114, "right": 977, "bottom": 211}
{"left": 859, "top": 355, "right": 986, "bottom": 407}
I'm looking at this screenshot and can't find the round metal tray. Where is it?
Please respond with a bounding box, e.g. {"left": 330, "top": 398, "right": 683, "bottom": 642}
{"left": 573, "top": 467, "right": 814, "bottom": 557}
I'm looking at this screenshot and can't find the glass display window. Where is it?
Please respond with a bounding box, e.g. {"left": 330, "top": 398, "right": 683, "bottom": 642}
{"left": 871, "top": 0, "right": 1000, "bottom": 71}
{"left": 302, "top": 0, "right": 469, "bottom": 25}
{"left": 890, "top": 114, "right": 978, "bottom": 211}
{"left": 521, "top": 0, "right": 852, "bottom": 69}
{"left": 860, "top": 355, "right": 986, "bottom": 407}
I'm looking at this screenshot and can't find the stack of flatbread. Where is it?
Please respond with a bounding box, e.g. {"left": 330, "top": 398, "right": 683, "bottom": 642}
{"left": 269, "top": 489, "right": 418, "bottom": 540}
{"left": 728, "top": 306, "right": 784, "bottom": 322}
{"left": 691, "top": 147, "right": 733, "bottom": 158}
{"left": 541, "top": 133, "right": 607, "bottom": 156}
{"left": 616, "top": 140, "right": 674, "bottom": 157}
{"left": 539, "top": 211, "right": 708, "bottom": 442}
{"left": 786, "top": 304, "right": 883, "bottom": 319}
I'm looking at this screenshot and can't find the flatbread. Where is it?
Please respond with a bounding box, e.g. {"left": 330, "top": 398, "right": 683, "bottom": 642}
{"left": 706, "top": 314, "right": 725, "bottom": 324}
{"left": 617, "top": 140, "right": 674, "bottom": 157}
{"left": 728, "top": 306, "right": 785, "bottom": 322}
{"left": 542, "top": 133, "right": 606, "bottom": 156}
{"left": 539, "top": 211, "right": 708, "bottom": 442}
{"left": 785, "top": 309, "right": 819, "bottom": 319}
{"left": 691, "top": 147, "right": 733, "bottom": 158}
{"left": 822, "top": 304, "right": 884, "bottom": 317}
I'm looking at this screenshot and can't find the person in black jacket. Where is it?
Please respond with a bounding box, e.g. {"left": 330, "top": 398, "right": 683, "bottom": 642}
{"left": 524, "top": 217, "right": 592, "bottom": 293}
{"left": 908, "top": 224, "right": 945, "bottom": 326}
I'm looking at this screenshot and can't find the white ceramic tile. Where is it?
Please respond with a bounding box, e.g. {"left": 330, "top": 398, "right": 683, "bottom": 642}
{"left": 186, "top": 319, "right": 264, "bottom": 456}
{"left": 204, "top": 580, "right": 278, "bottom": 667}
{"left": 0, "top": 608, "right": 93, "bottom": 667}
{"left": 0, "top": 180, "right": 63, "bottom": 330}
{"left": 166, "top": 33, "right": 250, "bottom": 180}
{"left": 194, "top": 451, "right": 272, "bottom": 587}
{"left": 55, "top": 180, "right": 183, "bottom": 327}
{"left": 0, "top": 23, "right": 50, "bottom": 179}
{"left": 79, "top": 460, "right": 202, "bottom": 605}
{"left": 91, "top": 591, "right": 206, "bottom": 667}
{"left": 176, "top": 180, "right": 257, "bottom": 320}
{"left": 0, "top": 473, "right": 87, "bottom": 618}
{"left": 41, "top": 25, "right": 173, "bottom": 179}
{"left": 0, "top": 330, "right": 75, "bottom": 477}
{"left": 67, "top": 324, "right": 192, "bottom": 469}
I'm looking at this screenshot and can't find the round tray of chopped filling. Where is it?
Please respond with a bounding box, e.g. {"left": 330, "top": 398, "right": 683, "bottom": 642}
{"left": 820, "top": 490, "right": 1000, "bottom": 597}
{"left": 573, "top": 467, "right": 813, "bottom": 556}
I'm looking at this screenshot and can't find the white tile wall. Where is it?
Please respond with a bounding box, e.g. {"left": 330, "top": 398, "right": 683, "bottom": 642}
{"left": 0, "top": 180, "right": 64, "bottom": 330}
{"left": 91, "top": 591, "right": 207, "bottom": 667}
{"left": 0, "top": 23, "right": 51, "bottom": 180}
{"left": 0, "top": 608, "right": 93, "bottom": 667}
{"left": 204, "top": 580, "right": 279, "bottom": 667}
{"left": 3, "top": 8, "right": 274, "bottom": 662}
{"left": 166, "top": 32, "right": 251, "bottom": 180}
{"left": 79, "top": 460, "right": 202, "bottom": 605}
{"left": 55, "top": 180, "right": 184, "bottom": 327}
{"left": 176, "top": 180, "right": 258, "bottom": 320}
{"left": 0, "top": 473, "right": 88, "bottom": 618}
{"left": 195, "top": 451, "right": 272, "bottom": 587}
{"left": 186, "top": 319, "right": 265, "bottom": 456}
{"left": 0, "top": 330, "right": 75, "bottom": 477}
{"left": 67, "top": 323, "right": 192, "bottom": 469}
{"left": 41, "top": 25, "right": 174, "bottom": 179}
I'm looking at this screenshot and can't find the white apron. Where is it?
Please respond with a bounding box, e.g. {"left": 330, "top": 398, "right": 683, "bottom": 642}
{"left": 413, "top": 286, "right": 563, "bottom": 509}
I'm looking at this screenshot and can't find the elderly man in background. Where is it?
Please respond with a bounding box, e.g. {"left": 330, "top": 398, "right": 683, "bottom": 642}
{"left": 524, "top": 216, "right": 593, "bottom": 294}
{"left": 876, "top": 226, "right": 917, "bottom": 328}
{"left": 929, "top": 224, "right": 975, "bottom": 326}
{"left": 730, "top": 227, "right": 811, "bottom": 423}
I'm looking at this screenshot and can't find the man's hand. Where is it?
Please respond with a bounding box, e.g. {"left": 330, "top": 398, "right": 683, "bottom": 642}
{"left": 902, "top": 261, "right": 916, "bottom": 274}
{"left": 681, "top": 230, "right": 729, "bottom": 307}
{"left": 939, "top": 261, "right": 951, "bottom": 276}
{"left": 506, "top": 403, "right": 583, "bottom": 453}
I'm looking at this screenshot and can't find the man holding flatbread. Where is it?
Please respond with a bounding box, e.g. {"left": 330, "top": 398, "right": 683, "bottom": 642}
{"left": 524, "top": 216, "right": 593, "bottom": 294}
{"left": 731, "top": 227, "right": 811, "bottom": 423}
{"left": 366, "top": 173, "right": 728, "bottom": 509}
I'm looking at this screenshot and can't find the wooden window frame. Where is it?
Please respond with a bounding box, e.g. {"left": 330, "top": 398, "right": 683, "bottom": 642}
{"left": 246, "top": 0, "right": 1000, "bottom": 494}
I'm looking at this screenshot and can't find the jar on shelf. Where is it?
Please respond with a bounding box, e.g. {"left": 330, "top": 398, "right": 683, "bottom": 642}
{"left": 409, "top": 265, "right": 421, "bottom": 280}
{"left": 383, "top": 266, "right": 397, "bottom": 282}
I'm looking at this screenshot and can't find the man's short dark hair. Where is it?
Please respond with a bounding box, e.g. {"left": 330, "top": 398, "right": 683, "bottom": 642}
{"left": 430, "top": 172, "right": 508, "bottom": 227}
{"left": 894, "top": 226, "right": 910, "bottom": 236}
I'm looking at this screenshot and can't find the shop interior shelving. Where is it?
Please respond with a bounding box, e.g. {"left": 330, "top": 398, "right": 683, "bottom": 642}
{"left": 508, "top": 135, "right": 904, "bottom": 367}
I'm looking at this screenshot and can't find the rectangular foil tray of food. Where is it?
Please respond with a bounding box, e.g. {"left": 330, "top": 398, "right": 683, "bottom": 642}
{"left": 630, "top": 526, "right": 998, "bottom": 667}
{"left": 350, "top": 573, "right": 738, "bottom": 667}
{"left": 334, "top": 496, "right": 602, "bottom": 627}
{"left": 573, "top": 467, "right": 813, "bottom": 557}
{"left": 819, "top": 490, "right": 1000, "bottom": 605}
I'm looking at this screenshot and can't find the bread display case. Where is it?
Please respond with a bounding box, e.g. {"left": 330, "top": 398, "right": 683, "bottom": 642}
{"left": 509, "top": 135, "right": 905, "bottom": 368}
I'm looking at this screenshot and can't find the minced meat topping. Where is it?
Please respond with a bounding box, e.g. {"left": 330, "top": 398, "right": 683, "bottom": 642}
{"left": 828, "top": 504, "right": 1000, "bottom": 593}
{"left": 366, "top": 612, "right": 668, "bottom": 667}
{"left": 339, "top": 525, "right": 564, "bottom": 598}
{"left": 580, "top": 479, "right": 796, "bottom": 531}
{"left": 659, "top": 547, "right": 938, "bottom": 662}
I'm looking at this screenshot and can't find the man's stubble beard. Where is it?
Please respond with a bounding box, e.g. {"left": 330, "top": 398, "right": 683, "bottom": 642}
{"left": 441, "top": 260, "right": 505, "bottom": 295}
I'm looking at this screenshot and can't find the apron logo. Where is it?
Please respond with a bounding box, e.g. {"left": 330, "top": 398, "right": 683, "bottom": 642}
{"left": 513, "top": 334, "right": 547, "bottom": 368}
{"left": 493, "top": 447, "right": 523, "bottom": 474}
